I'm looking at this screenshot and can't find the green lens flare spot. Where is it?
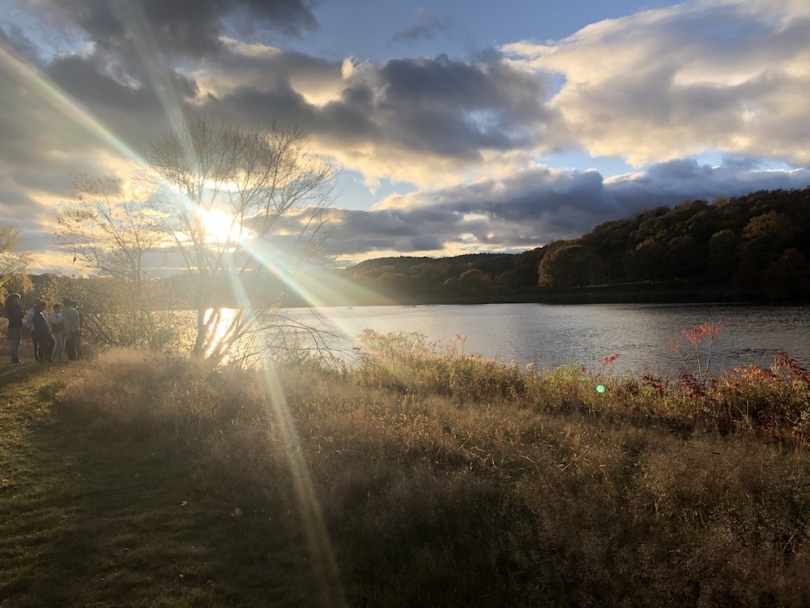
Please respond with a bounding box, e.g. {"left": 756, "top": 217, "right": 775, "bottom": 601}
{"left": 596, "top": 384, "right": 606, "bottom": 393}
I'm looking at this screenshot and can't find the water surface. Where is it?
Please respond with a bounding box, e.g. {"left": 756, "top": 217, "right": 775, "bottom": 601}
{"left": 284, "top": 303, "right": 810, "bottom": 375}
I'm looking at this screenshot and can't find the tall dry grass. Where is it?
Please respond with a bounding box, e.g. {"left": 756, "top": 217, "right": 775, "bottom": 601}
{"left": 52, "top": 341, "right": 810, "bottom": 606}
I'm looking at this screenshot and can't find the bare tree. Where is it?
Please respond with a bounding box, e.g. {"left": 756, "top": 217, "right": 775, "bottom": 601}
{"left": 145, "top": 118, "right": 336, "bottom": 364}
{"left": 0, "top": 224, "right": 31, "bottom": 296}
{"left": 56, "top": 175, "right": 178, "bottom": 349}
{"left": 57, "top": 175, "right": 161, "bottom": 285}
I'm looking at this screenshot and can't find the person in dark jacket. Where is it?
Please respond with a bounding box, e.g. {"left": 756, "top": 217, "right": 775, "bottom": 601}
{"left": 32, "top": 301, "right": 54, "bottom": 363}
{"left": 4, "top": 293, "right": 26, "bottom": 364}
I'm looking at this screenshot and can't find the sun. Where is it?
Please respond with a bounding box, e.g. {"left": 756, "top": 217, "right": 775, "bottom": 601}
{"left": 198, "top": 208, "right": 244, "bottom": 243}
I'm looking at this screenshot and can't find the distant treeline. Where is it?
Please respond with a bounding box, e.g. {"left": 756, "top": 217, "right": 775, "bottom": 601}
{"left": 341, "top": 186, "right": 810, "bottom": 303}
{"left": 6, "top": 186, "right": 810, "bottom": 310}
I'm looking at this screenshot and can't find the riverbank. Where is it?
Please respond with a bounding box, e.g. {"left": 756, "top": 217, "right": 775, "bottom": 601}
{"left": 2, "top": 347, "right": 810, "bottom": 607}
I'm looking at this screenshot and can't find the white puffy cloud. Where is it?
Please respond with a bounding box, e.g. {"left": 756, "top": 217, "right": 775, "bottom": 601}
{"left": 502, "top": 0, "right": 810, "bottom": 166}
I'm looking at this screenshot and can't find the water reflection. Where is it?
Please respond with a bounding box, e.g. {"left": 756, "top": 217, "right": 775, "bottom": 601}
{"left": 276, "top": 303, "right": 810, "bottom": 375}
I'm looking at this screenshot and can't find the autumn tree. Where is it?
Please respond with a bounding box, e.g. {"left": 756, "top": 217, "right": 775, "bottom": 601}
{"left": 0, "top": 224, "right": 31, "bottom": 297}
{"left": 458, "top": 268, "right": 492, "bottom": 296}
{"left": 705, "top": 229, "right": 739, "bottom": 281}
{"left": 739, "top": 211, "right": 802, "bottom": 272}
{"left": 663, "top": 235, "right": 703, "bottom": 279}
{"left": 539, "top": 244, "right": 604, "bottom": 288}
{"left": 623, "top": 238, "right": 666, "bottom": 282}
{"left": 145, "top": 118, "right": 335, "bottom": 363}
{"left": 763, "top": 249, "right": 810, "bottom": 299}
{"left": 377, "top": 272, "right": 411, "bottom": 297}
{"left": 730, "top": 211, "right": 802, "bottom": 288}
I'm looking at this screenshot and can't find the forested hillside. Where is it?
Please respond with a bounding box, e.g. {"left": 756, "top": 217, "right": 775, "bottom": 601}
{"left": 343, "top": 186, "right": 810, "bottom": 302}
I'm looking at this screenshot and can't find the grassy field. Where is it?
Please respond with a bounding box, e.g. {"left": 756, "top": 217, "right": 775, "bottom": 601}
{"left": 2, "top": 335, "right": 810, "bottom": 607}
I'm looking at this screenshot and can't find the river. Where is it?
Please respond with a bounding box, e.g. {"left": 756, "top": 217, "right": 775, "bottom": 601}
{"left": 281, "top": 303, "right": 810, "bottom": 375}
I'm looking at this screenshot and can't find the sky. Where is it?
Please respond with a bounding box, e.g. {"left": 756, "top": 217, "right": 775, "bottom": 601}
{"left": 1, "top": 0, "right": 810, "bottom": 272}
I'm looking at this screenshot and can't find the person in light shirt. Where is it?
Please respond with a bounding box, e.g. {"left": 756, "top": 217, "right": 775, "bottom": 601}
{"left": 62, "top": 298, "right": 82, "bottom": 361}
{"left": 49, "top": 303, "right": 65, "bottom": 361}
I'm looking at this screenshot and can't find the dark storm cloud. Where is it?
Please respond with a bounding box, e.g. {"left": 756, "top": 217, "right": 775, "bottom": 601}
{"left": 607, "top": 160, "right": 810, "bottom": 212}
{"left": 2, "top": 19, "right": 553, "bottom": 187}
{"left": 321, "top": 161, "right": 810, "bottom": 258}
{"left": 0, "top": 182, "right": 38, "bottom": 223}
{"left": 37, "top": 0, "right": 318, "bottom": 57}
{"left": 42, "top": 52, "right": 198, "bottom": 149}
{"left": 46, "top": 53, "right": 197, "bottom": 112}
{"left": 0, "top": 41, "right": 198, "bottom": 261}
{"left": 377, "top": 54, "right": 548, "bottom": 150}
{"left": 206, "top": 82, "right": 315, "bottom": 131}
{"left": 211, "top": 45, "right": 338, "bottom": 84}
{"left": 195, "top": 51, "right": 554, "bottom": 166}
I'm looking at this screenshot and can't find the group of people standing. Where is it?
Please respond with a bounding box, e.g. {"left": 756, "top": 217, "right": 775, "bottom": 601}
{"left": 3, "top": 293, "right": 83, "bottom": 364}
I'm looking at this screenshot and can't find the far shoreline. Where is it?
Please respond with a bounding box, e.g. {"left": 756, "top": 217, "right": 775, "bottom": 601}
{"left": 279, "top": 283, "right": 809, "bottom": 308}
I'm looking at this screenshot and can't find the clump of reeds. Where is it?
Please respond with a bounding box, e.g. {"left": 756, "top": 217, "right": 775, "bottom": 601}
{"left": 355, "top": 328, "right": 810, "bottom": 445}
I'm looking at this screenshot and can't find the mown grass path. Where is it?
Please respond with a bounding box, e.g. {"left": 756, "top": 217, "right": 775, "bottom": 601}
{"left": 0, "top": 364, "right": 317, "bottom": 608}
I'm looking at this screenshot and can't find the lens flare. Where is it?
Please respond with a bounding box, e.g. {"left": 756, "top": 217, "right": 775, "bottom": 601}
{"left": 1, "top": 24, "right": 348, "bottom": 602}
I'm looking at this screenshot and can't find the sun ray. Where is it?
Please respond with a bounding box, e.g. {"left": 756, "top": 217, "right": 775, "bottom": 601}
{"left": 2, "top": 30, "right": 362, "bottom": 602}
{"left": 0, "top": 40, "right": 145, "bottom": 167}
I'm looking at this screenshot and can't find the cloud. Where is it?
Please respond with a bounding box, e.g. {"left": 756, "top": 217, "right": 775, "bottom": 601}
{"left": 31, "top": 0, "right": 319, "bottom": 57}
{"left": 502, "top": 0, "right": 810, "bottom": 166}
{"left": 189, "top": 47, "right": 556, "bottom": 186}
{"left": 321, "top": 161, "right": 810, "bottom": 260}
{"left": 389, "top": 10, "right": 452, "bottom": 45}
{"left": 0, "top": 23, "right": 43, "bottom": 65}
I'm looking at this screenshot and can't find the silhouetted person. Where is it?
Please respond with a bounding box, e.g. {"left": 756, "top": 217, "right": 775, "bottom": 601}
{"left": 32, "top": 301, "right": 54, "bottom": 363}
{"left": 4, "top": 293, "right": 25, "bottom": 364}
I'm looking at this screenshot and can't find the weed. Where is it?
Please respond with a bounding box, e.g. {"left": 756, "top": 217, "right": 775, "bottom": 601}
{"left": 669, "top": 320, "right": 723, "bottom": 385}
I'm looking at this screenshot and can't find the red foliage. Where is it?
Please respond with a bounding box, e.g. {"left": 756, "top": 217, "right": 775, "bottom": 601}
{"left": 683, "top": 321, "right": 724, "bottom": 346}
{"left": 641, "top": 371, "right": 665, "bottom": 392}
{"left": 601, "top": 353, "right": 621, "bottom": 366}
{"left": 677, "top": 371, "right": 706, "bottom": 399}
{"left": 774, "top": 350, "right": 810, "bottom": 387}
